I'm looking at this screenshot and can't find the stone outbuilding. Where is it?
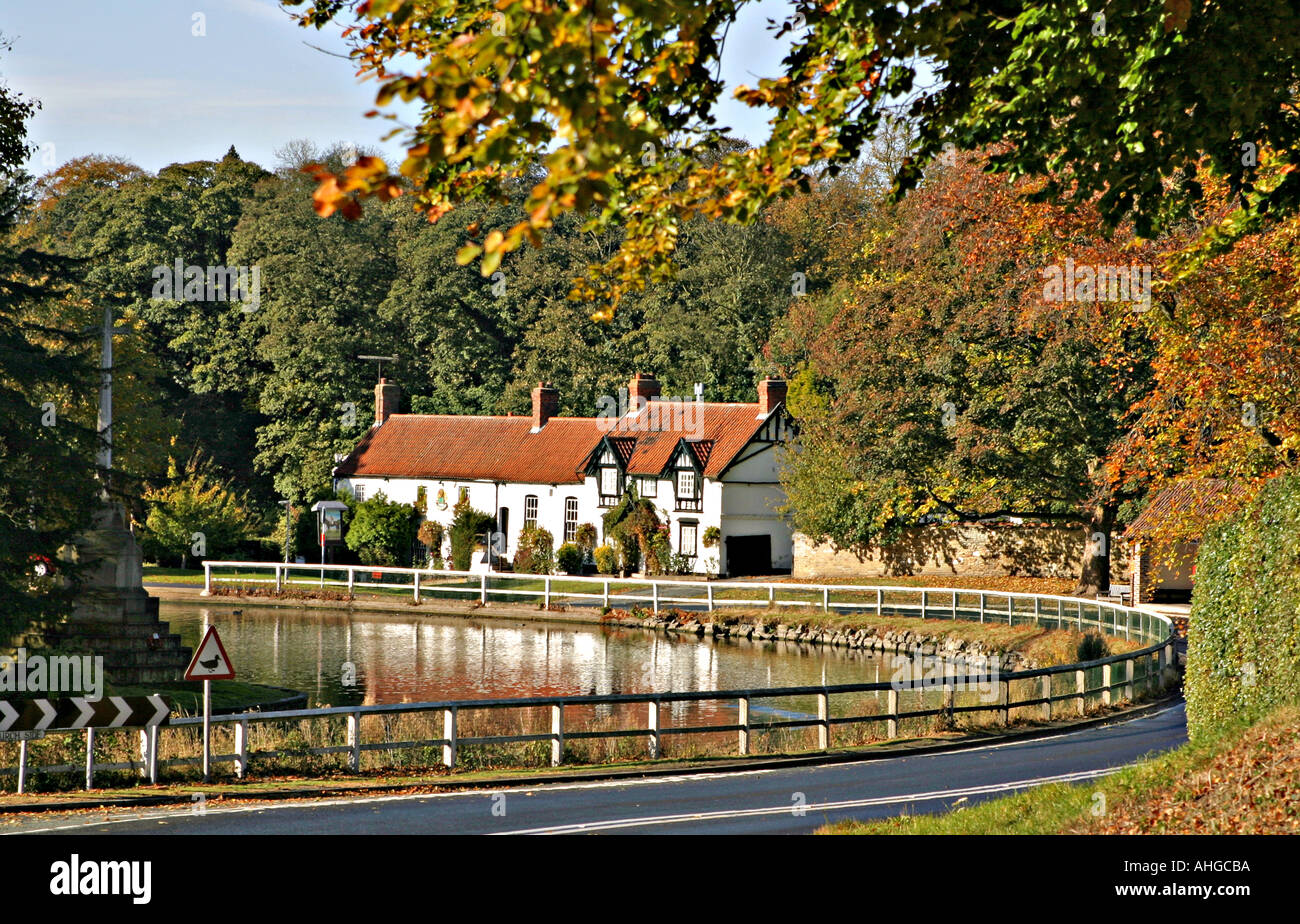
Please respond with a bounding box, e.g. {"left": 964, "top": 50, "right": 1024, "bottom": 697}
{"left": 1125, "top": 478, "right": 1252, "bottom": 603}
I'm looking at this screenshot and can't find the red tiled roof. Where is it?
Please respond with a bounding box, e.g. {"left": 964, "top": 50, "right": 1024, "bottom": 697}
{"left": 334, "top": 415, "right": 604, "bottom": 484}
{"left": 1124, "top": 478, "right": 1254, "bottom": 539}
{"left": 335, "top": 401, "right": 781, "bottom": 484}
{"left": 601, "top": 402, "right": 771, "bottom": 477}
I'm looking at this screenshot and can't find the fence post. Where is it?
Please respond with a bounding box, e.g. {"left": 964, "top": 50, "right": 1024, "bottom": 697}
{"left": 1076, "top": 668, "right": 1086, "bottom": 716}
{"left": 707, "top": 582, "right": 714, "bottom": 612}
{"left": 921, "top": 590, "right": 927, "bottom": 619}
{"left": 652, "top": 581, "right": 659, "bottom": 614}
{"left": 768, "top": 584, "right": 775, "bottom": 608}
{"left": 952, "top": 591, "right": 958, "bottom": 620}
{"left": 817, "top": 691, "right": 830, "bottom": 750}
{"left": 347, "top": 711, "right": 362, "bottom": 773}
{"left": 203, "top": 561, "right": 211, "bottom": 595}
{"left": 1102, "top": 663, "right": 1113, "bottom": 707}
{"left": 275, "top": 563, "right": 282, "bottom": 593}
{"left": 1008, "top": 596, "right": 1014, "bottom": 625}
{"left": 479, "top": 573, "right": 487, "bottom": 604}
{"left": 1041, "top": 675, "right": 1052, "bottom": 721}
{"left": 941, "top": 681, "right": 954, "bottom": 728}
{"left": 346, "top": 567, "right": 354, "bottom": 596}
{"left": 85, "top": 727, "right": 95, "bottom": 791}
{"left": 412, "top": 571, "right": 420, "bottom": 602}
{"left": 1077, "top": 601, "right": 1083, "bottom": 632}
{"left": 234, "top": 719, "right": 248, "bottom": 779}
{"left": 1057, "top": 598, "right": 1063, "bottom": 630}
{"left": 551, "top": 704, "right": 564, "bottom": 767}
{"left": 17, "top": 739, "right": 27, "bottom": 795}
{"left": 1033, "top": 597, "right": 1041, "bottom": 627}
{"left": 999, "top": 679, "right": 1010, "bottom": 726}
{"left": 978, "top": 592, "right": 985, "bottom": 623}
{"left": 887, "top": 688, "right": 899, "bottom": 738}
{"left": 738, "top": 696, "right": 750, "bottom": 756}
{"left": 544, "top": 576, "right": 551, "bottom": 609}
{"left": 442, "top": 707, "right": 457, "bottom": 769}
{"left": 603, "top": 580, "right": 610, "bottom": 608}
{"left": 876, "top": 587, "right": 883, "bottom": 615}
{"left": 822, "top": 586, "right": 829, "bottom": 613}
{"left": 1124, "top": 658, "right": 1134, "bottom": 702}
{"left": 647, "top": 700, "right": 661, "bottom": 759}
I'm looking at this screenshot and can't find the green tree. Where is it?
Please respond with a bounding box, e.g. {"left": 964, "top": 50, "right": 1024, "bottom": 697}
{"left": 344, "top": 491, "right": 418, "bottom": 566}
{"left": 141, "top": 455, "right": 260, "bottom": 568}
{"left": 0, "top": 39, "right": 104, "bottom": 635}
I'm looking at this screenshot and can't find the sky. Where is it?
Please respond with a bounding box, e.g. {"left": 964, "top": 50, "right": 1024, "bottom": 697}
{"left": 2, "top": 0, "right": 799, "bottom": 176}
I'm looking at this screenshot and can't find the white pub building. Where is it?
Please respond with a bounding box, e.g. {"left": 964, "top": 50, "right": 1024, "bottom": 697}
{"left": 332, "top": 373, "right": 796, "bottom": 576}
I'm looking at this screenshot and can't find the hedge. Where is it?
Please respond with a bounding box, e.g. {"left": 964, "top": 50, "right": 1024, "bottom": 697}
{"left": 1185, "top": 473, "right": 1300, "bottom": 739}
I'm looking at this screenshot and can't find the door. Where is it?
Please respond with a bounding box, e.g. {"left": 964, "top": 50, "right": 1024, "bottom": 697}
{"left": 725, "top": 534, "right": 771, "bottom": 577}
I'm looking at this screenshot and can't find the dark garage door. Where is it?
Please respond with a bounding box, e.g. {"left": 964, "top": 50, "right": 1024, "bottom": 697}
{"left": 726, "top": 534, "right": 771, "bottom": 577}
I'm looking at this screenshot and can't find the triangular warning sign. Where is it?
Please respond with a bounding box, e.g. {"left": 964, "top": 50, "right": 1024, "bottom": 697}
{"left": 184, "top": 625, "right": 236, "bottom": 681}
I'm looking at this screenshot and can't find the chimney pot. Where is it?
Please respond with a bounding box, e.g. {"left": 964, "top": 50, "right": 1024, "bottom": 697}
{"left": 628, "top": 372, "right": 661, "bottom": 408}
{"left": 532, "top": 382, "right": 559, "bottom": 430}
{"left": 758, "top": 377, "right": 787, "bottom": 416}
{"left": 375, "top": 379, "right": 400, "bottom": 425}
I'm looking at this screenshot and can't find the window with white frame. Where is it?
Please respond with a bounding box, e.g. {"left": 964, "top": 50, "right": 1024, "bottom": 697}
{"left": 524, "top": 495, "right": 538, "bottom": 530}
{"left": 354, "top": 484, "right": 366, "bottom": 502}
{"left": 679, "top": 521, "right": 698, "bottom": 558}
{"left": 639, "top": 476, "right": 657, "bottom": 497}
{"left": 564, "top": 497, "right": 578, "bottom": 542}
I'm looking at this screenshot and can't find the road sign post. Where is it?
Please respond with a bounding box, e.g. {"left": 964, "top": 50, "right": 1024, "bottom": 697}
{"left": 184, "top": 625, "right": 236, "bottom": 783}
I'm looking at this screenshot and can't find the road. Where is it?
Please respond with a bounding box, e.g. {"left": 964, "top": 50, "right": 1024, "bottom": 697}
{"left": 14, "top": 702, "right": 1187, "bottom": 835}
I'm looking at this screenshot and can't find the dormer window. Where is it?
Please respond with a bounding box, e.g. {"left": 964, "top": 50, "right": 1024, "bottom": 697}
{"left": 672, "top": 444, "right": 703, "bottom": 512}
{"left": 598, "top": 447, "right": 624, "bottom": 507}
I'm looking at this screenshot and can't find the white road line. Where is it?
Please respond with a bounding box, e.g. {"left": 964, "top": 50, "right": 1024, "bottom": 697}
{"left": 4, "top": 702, "right": 1182, "bottom": 835}
{"left": 491, "top": 766, "right": 1124, "bottom": 834}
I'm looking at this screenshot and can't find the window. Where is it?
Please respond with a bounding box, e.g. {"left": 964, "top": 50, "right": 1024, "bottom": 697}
{"left": 639, "top": 476, "right": 657, "bottom": 497}
{"left": 564, "top": 497, "right": 578, "bottom": 542}
{"left": 597, "top": 448, "right": 623, "bottom": 506}
{"left": 679, "top": 522, "right": 698, "bottom": 558}
{"left": 354, "top": 484, "right": 365, "bottom": 502}
{"left": 524, "top": 495, "right": 538, "bottom": 530}
{"left": 674, "top": 467, "right": 701, "bottom": 512}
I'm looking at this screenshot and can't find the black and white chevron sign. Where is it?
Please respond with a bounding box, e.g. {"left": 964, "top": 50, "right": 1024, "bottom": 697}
{"left": 0, "top": 695, "right": 170, "bottom": 732}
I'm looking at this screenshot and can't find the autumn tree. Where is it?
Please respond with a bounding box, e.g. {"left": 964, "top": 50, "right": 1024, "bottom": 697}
{"left": 771, "top": 151, "right": 1157, "bottom": 592}
{"left": 291, "top": 0, "right": 1300, "bottom": 307}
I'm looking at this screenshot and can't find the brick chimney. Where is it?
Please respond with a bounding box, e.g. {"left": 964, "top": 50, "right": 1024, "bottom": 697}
{"left": 758, "top": 377, "right": 787, "bottom": 416}
{"left": 375, "top": 378, "right": 400, "bottom": 425}
{"left": 628, "top": 372, "right": 660, "bottom": 409}
{"left": 531, "top": 382, "right": 559, "bottom": 430}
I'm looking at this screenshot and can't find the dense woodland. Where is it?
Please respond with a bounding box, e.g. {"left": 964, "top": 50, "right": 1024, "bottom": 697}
{"left": 3, "top": 72, "right": 1298, "bottom": 612}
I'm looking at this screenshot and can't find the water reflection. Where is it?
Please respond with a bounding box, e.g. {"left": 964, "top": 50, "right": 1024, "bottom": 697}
{"left": 163, "top": 603, "right": 906, "bottom": 722}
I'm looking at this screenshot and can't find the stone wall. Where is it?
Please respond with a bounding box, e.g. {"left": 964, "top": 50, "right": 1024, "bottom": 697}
{"left": 793, "top": 525, "right": 1130, "bottom": 583}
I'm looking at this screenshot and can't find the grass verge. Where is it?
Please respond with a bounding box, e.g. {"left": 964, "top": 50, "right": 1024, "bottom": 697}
{"left": 820, "top": 703, "right": 1299, "bottom": 835}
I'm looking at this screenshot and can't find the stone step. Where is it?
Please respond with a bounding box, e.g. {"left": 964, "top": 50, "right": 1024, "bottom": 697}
{"left": 40, "top": 620, "right": 178, "bottom": 640}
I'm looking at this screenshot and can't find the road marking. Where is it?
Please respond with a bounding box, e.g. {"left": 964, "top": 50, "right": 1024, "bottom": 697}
{"left": 491, "top": 766, "right": 1124, "bottom": 835}
{"left": 4, "top": 702, "right": 1183, "bottom": 834}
